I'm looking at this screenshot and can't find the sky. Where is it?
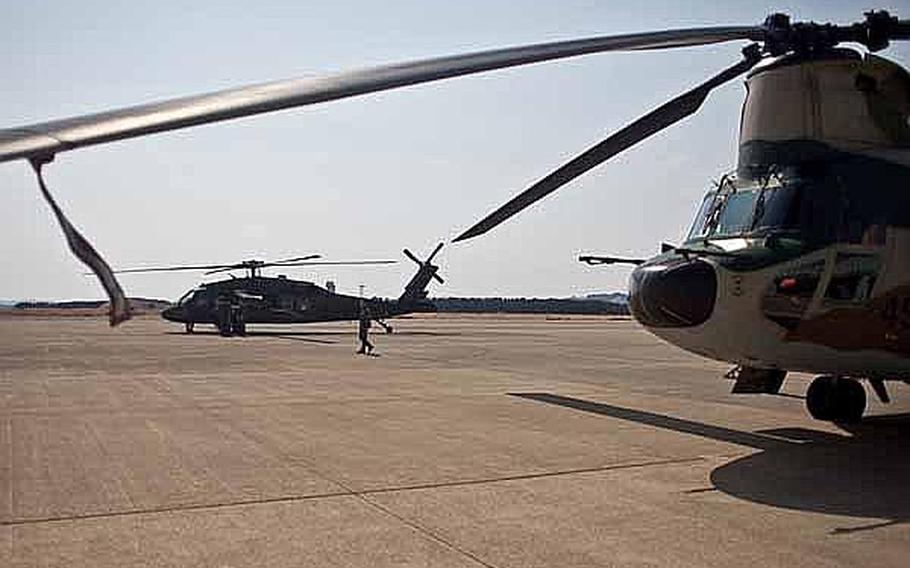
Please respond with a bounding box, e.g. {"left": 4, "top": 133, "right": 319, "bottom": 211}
{"left": 3, "top": 0, "right": 909, "bottom": 301}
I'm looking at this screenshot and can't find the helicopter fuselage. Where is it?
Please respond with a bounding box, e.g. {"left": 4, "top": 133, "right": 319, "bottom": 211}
{"left": 628, "top": 49, "right": 910, "bottom": 379}
{"left": 162, "top": 276, "right": 434, "bottom": 327}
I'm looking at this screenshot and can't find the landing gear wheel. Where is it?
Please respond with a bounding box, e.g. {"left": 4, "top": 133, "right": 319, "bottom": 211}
{"left": 839, "top": 379, "right": 867, "bottom": 422}
{"left": 806, "top": 376, "right": 866, "bottom": 422}
{"left": 217, "top": 320, "right": 233, "bottom": 337}
{"left": 216, "top": 302, "right": 233, "bottom": 336}
{"left": 185, "top": 322, "right": 195, "bottom": 334}
{"left": 806, "top": 376, "right": 835, "bottom": 421}
{"left": 231, "top": 309, "right": 246, "bottom": 337}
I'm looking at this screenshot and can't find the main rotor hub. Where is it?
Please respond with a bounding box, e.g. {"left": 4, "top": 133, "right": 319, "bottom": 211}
{"left": 762, "top": 10, "right": 904, "bottom": 56}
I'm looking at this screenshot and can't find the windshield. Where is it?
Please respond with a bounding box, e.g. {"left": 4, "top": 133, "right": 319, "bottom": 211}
{"left": 714, "top": 190, "right": 760, "bottom": 236}
{"left": 178, "top": 289, "right": 200, "bottom": 306}
{"left": 687, "top": 175, "right": 802, "bottom": 242}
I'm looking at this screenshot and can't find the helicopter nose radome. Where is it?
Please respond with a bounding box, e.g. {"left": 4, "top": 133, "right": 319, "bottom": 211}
{"left": 629, "top": 259, "right": 716, "bottom": 328}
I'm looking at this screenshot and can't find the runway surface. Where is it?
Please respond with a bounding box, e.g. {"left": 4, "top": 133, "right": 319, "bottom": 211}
{"left": 1, "top": 314, "right": 908, "bottom": 567}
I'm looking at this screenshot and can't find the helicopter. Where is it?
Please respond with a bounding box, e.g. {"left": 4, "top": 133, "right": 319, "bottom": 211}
{"left": 1, "top": 11, "right": 909, "bottom": 421}
{"left": 112, "top": 245, "right": 444, "bottom": 336}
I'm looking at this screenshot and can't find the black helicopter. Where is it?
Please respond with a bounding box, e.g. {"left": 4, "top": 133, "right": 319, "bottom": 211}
{"left": 113, "top": 244, "right": 443, "bottom": 336}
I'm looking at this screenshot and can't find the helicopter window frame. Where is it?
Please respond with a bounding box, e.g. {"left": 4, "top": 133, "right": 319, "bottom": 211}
{"left": 686, "top": 192, "right": 717, "bottom": 241}
{"left": 688, "top": 171, "right": 800, "bottom": 242}
{"left": 178, "top": 288, "right": 201, "bottom": 306}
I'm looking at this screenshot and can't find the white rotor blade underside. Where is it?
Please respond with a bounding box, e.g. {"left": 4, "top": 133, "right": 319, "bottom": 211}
{"left": 0, "top": 26, "right": 759, "bottom": 163}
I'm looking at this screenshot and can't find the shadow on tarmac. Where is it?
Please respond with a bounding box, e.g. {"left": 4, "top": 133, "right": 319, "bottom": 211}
{"left": 166, "top": 330, "right": 350, "bottom": 337}
{"left": 510, "top": 392, "right": 909, "bottom": 530}
{"left": 165, "top": 329, "right": 462, "bottom": 338}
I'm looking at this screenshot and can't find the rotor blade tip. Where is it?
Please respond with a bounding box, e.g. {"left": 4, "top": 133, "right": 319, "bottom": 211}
{"left": 453, "top": 227, "right": 483, "bottom": 242}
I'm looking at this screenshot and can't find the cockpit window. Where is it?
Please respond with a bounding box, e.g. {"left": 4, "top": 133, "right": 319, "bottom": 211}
{"left": 178, "top": 289, "right": 200, "bottom": 306}
{"left": 752, "top": 183, "right": 801, "bottom": 233}
{"left": 686, "top": 165, "right": 910, "bottom": 247}
{"left": 686, "top": 192, "right": 715, "bottom": 240}
{"left": 713, "top": 190, "right": 760, "bottom": 236}
{"left": 686, "top": 175, "right": 804, "bottom": 242}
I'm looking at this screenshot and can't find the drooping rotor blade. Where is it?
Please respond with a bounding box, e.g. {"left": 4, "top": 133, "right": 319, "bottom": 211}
{"left": 0, "top": 26, "right": 763, "bottom": 164}
{"left": 6, "top": 12, "right": 910, "bottom": 164}
{"left": 403, "top": 248, "right": 422, "bottom": 266}
{"left": 453, "top": 47, "right": 761, "bottom": 243}
{"left": 432, "top": 273, "right": 445, "bottom": 285}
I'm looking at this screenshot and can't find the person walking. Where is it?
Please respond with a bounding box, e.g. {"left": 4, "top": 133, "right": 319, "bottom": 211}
{"left": 357, "top": 303, "right": 375, "bottom": 355}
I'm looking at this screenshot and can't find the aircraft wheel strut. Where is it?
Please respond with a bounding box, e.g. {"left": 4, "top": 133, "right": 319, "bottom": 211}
{"left": 232, "top": 321, "right": 247, "bottom": 336}
{"left": 185, "top": 322, "right": 194, "bottom": 334}
{"left": 805, "top": 376, "right": 866, "bottom": 422}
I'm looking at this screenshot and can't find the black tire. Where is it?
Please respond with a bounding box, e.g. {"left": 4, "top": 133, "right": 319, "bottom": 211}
{"left": 806, "top": 375, "right": 834, "bottom": 421}
{"left": 806, "top": 376, "right": 866, "bottom": 422}
{"left": 185, "top": 322, "right": 195, "bottom": 334}
{"left": 836, "top": 379, "right": 866, "bottom": 423}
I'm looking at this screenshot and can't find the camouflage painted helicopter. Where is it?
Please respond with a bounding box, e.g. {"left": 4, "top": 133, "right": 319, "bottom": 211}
{"left": 1, "top": 11, "right": 908, "bottom": 421}
{"left": 113, "top": 245, "right": 443, "bottom": 336}
{"left": 455, "top": 12, "right": 910, "bottom": 422}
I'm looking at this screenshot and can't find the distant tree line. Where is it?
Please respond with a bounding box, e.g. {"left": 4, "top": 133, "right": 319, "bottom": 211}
{"left": 429, "top": 297, "right": 629, "bottom": 315}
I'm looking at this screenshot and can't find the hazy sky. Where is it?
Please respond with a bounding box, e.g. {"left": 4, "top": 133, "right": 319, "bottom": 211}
{"left": 3, "top": 0, "right": 909, "bottom": 301}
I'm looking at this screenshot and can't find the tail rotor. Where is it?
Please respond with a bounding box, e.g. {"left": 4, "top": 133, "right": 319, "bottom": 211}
{"left": 404, "top": 243, "right": 444, "bottom": 284}
{"left": 400, "top": 243, "right": 445, "bottom": 302}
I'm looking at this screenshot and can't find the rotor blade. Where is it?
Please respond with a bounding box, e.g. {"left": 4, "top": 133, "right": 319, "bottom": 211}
{"left": 453, "top": 48, "right": 761, "bottom": 242}
{"left": 403, "top": 248, "right": 422, "bottom": 265}
{"left": 427, "top": 242, "right": 444, "bottom": 263}
{"left": 271, "top": 254, "right": 322, "bottom": 264}
{"left": 204, "top": 265, "right": 245, "bottom": 276}
{"left": 108, "top": 263, "right": 237, "bottom": 274}
{"left": 579, "top": 255, "right": 645, "bottom": 266}
{"left": 0, "top": 26, "right": 762, "bottom": 164}
{"left": 432, "top": 273, "right": 445, "bottom": 285}
{"left": 263, "top": 260, "right": 397, "bottom": 267}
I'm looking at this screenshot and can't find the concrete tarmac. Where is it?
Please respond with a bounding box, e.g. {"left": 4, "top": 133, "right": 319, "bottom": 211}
{"left": 1, "top": 314, "right": 908, "bottom": 567}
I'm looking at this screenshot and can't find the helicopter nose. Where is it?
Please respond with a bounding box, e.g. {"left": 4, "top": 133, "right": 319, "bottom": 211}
{"left": 629, "top": 258, "right": 716, "bottom": 328}
{"left": 161, "top": 306, "right": 183, "bottom": 322}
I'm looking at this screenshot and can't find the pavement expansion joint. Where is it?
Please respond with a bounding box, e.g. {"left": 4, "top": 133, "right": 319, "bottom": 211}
{"left": 357, "top": 493, "right": 500, "bottom": 568}
{"left": 0, "top": 455, "right": 706, "bottom": 527}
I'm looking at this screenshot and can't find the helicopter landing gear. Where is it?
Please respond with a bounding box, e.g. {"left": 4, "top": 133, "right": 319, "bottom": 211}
{"left": 215, "top": 297, "right": 247, "bottom": 337}
{"left": 185, "top": 321, "right": 195, "bottom": 334}
{"left": 217, "top": 318, "right": 233, "bottom": 337}
{"left": 231, "top": 311, "right": 247, "bottom": 337}
{"left": 216, "top": 311, "right": 246, "bottom": 336}
{"left": 805, "top": 375, "right": 866, "bottom": 422}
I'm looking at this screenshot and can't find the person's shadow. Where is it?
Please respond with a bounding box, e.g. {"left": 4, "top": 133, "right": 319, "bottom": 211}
{"left": 510, "top": 393, "right": 910, "bottom": 533}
